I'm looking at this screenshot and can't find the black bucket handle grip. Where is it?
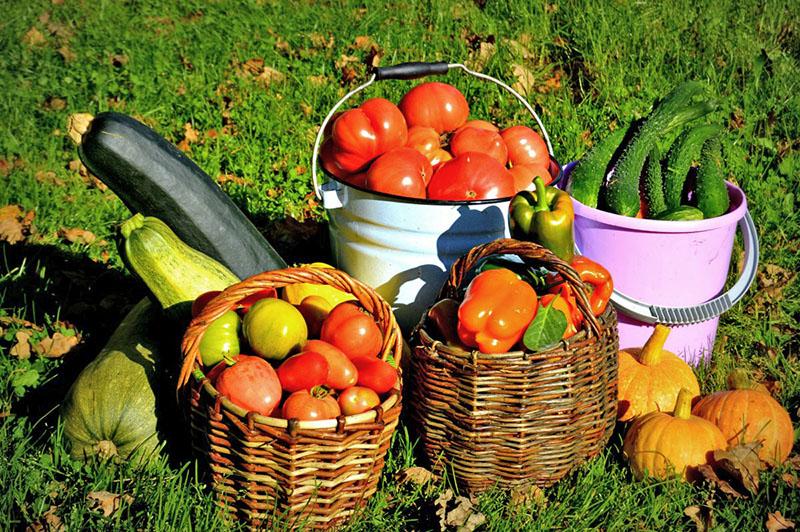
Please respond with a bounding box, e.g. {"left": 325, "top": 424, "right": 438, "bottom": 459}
{"left": 373, "top": 61, "right": 450, "bottom": 80}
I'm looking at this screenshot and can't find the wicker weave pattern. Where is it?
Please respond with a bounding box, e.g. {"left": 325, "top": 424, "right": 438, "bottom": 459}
{"left": 179, "top": 267, "right": 403, "bottom": 528}
{"left": 410, "top": 239, "right": 618, "bottom": 493}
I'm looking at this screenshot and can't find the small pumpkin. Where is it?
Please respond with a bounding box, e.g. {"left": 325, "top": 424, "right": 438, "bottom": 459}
{"left": 623, "top": 388, "right": 727, "bottom": 482}
{"left": 692, "top": 369, "right": 795, "bottom": 465}
{"left": 617, "top": 324, "right": 700, "bottom": 421}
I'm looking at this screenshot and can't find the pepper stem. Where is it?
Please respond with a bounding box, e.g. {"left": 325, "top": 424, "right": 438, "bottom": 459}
{"left": 639, "top": 324, "right": 670, "bottom": 366}
{"left": 533, "top": 176, "right": 549, "bottom": 212}
{"left": 673, "top": 388, "right": 693, "bottom": 419}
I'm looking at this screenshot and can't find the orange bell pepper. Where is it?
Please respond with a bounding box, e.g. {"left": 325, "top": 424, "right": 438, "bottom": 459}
{"left": 570, "top": 255, "right": 613, "bottom": 316}
{"left": 547, "top": 282, "right": 584, "bottom": 331}
{"left": 457, "top": 268, "right": 538, "bottom": 353}
{"left": 539, "top": 293, "right": 579, "bottom": 339}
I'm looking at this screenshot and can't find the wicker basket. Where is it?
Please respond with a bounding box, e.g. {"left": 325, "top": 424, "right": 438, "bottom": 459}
{"left": 409, "top": 238, "right": 618, "bottom": 494}
{"left": 178, "top": 267, "right": 403, "bottom": 529}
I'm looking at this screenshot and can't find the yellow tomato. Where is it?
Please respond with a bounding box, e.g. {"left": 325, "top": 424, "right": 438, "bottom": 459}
{"left": 243, "top": 298, "right": 307, "bottom": 361}
{"left": 283, "top": 262, "right": 357, "bottom": 307}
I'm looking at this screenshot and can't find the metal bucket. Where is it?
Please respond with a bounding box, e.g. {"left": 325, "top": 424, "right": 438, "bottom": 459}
{"left": 312, "top": 62, "right": 561, "bottom": 331}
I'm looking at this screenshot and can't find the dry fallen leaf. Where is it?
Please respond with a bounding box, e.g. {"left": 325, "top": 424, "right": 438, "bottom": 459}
{"left": 256, "top": 66, "right": 285, "bottom": 86}
{"left": 67, "top": 113, "right": 93, "bottom": 145}
{"left": 467, "top": 41, "right": 496, "bottom": 71}
{"left": 10, "top": 331, "right": 32, "bottom": 360}
{"left": 0, "top": 205, "right": 35, "bottom": 244}
{"left": 512, "top": 63, "right": 536, "bottom": 96}
{"left": 685, "top": 504, "right": 714, "bottom": 532}
{"left": 23, "top": 27, "right": 47, "bottom": 46}
{"left": 34, "top": 332, "right": 80, "bottom": 358}
{"left": 396, "top": 466, "right": 436, "bottom": 487}
{"left": 714, "top": 442, "right": 764, "bottom": 494}
{"left": 446, "top": 496, "right": 485, "bottom": 532}
{"left": 110, "top": 53, "right": 129, "bottom": 67}
{"left": 753, "top": 264, "right": 796, "bottom": 310}
{"left": 217, "top": 174, "right": 247, "bottom": 186}
{"left": 86, "top": 490, "right": 133, "bottom": 518}
{"left": 26, "top": 505, "right": 64, "bottom": 532}
{"left": 310, "top": 32, "right": 334, "bottom": 49}
{"left": 58, "top": 227, "right": 96, "bottom": 245}
{"left": 766, "top": 511, "right": 795, "bottom": 532}
{"left": 509, "top": 484, "right": 547, "bottom": 509}
{"left": 697, "top": 463, "right": 748, "bottom": 499}
{"left": 35, "top": 170, "right": 65, "bottom": 186}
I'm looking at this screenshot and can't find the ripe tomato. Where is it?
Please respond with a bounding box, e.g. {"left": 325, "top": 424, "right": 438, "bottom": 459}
{"left": 198, "top": 310, "right": 241, "bottom": 367}
{"left": 405, "top": 125, "right": 441, "bottom": 163}
{"left": 215, "top": 355, "right": 282, "bottom": 416}
{"left": 282, "top": 387, "right": 341, "bottom": 421}
{"left": 276, "top": 351, "right": 330, "bottom": 393}
{"left": 324, "top": 98, "right": 408, "bottom": 174}
{"left": 237, "top": 288, "right": 278, "bottom": 314}
{"left": 297, "top": 295, "right": 333, "bottom": 337}
{"left": 303, "top": 339, "right": 358, "bottom": 390}
{"left": 191, "top": 290, "right": 221, "bottom": 318}
{"left": 501, "top": 126, "right": 549, "bottom": 168}
{"left": 455, "top": 119, "right": 498, "bottom": 133}
{"left": 449, "top": 127, "right": 508, "bottom": 165}
{"left": 427, "top": 152, "right": 516, "bottom": 201}
{"left": 399, "top": 82, "right": 469, "bottom": 134}
{"left": 206, "top": 354, "right": 241, "bottom": 385}
{"left": 352, "top": 357, "right": 398, "bottom": 394}
{"left": 320, "top": 302, "right": 383, "bottom": 360}
{"left": 509, "top": 163, "right": 553, "bottom": 192}
{"left": 365, "top": 147, "right": 431, "bottom": 198}
{"left": 338, "top": 386, "right": 380, "bottom": 415}
{"left": 430, "top": 148, "right": 453, "bottom": 170}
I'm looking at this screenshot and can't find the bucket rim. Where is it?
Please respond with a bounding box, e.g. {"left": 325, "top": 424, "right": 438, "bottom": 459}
{"left": 572, "top": 182, "right": 748, "bottom": 233}
{"left": 322, "top": 156, "right": 564, "bottom": 208}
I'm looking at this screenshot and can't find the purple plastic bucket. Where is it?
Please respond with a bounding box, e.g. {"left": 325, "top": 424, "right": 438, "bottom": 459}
{"left": 566, "top": 163, "right": 758, "bottom": 364}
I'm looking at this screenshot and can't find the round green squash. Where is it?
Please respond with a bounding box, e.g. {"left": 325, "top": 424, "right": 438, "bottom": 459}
{"left": 62, "top": 298, "right": 166, "bottom": 464}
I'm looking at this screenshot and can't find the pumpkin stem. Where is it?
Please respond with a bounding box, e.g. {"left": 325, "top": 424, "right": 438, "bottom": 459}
{"left": 120, "top": 213, "right": 145, "bottom": 240}
{"left": 639, "top": 324, "right": 670, "bottom": 366}
{"left": 673, "top": 388, "right": 694, "bottom": 419}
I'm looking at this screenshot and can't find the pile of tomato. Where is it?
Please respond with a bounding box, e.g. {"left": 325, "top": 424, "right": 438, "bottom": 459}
{"left": 193, "top": 273, "right": 398, "bottom": 421}
{"left": 319, "top": 81, "right": 556, "bottom": 201}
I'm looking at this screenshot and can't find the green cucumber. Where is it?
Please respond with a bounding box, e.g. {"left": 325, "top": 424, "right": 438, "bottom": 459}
{"left": 663, "top": 124, "right": 721, "bottom": 210}
{"left": 656, "top": 205, "right": 705, "bottom": 221}
{"left": 694, "top": 137, "right": 730, "bottom": 218}
{"left": 566, "top": 127, "right": 627, "bottom": 208}
{"left": 604, "top": 82, "right": 716, "bottom": 216}
{"left": 642, "top": 146, "right": 667, "bottom": 218}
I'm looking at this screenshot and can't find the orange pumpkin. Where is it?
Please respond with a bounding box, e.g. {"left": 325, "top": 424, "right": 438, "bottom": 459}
{"left": 623, "top": 388, "right": 727, "bottom": 482}
{"left": 617, "top": 324, "right": 700, "bottom": 421}
{"left": 692, "top": 369, "right": 795, "bottom": 465}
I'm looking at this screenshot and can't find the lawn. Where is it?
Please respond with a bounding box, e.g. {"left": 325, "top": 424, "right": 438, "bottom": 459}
{"left": 1, "top": 0, "right": 799, "bottom": 529}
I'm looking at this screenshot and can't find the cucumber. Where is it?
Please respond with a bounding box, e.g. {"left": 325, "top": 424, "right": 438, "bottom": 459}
{"left": 642, "top": 146, "right": 667, "bottom": 218}
{"left": 694, "top": 137, "right": 730, "bottom": 218}
{"left": 663, "top": 124, "right": 721, "bottom": 210}
{"left": 604, "top": 82, "right": 716, "bottom": 216}
{"left": 656, "top": 205, "right": 705, "bottom": 221}
{"left": 566, "top": 127, "right": 627, "bottom": 208}
{"left": 76, "top": 112, "right": 286, "bottom": 278}
{"left": 121, "top": 214, "right": 240, "bottom": 316}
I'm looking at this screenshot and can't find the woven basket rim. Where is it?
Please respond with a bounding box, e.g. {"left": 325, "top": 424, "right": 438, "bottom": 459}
{"left": 179, "top": 265, "right": 403, "bottom": 430}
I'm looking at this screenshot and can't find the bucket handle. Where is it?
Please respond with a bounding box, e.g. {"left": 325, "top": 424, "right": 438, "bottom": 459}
{"left": 584, "top": 211, "right": 759, "bottom": 325}
{"left": 311, "top": 61, "right": 556, "bottom": 201}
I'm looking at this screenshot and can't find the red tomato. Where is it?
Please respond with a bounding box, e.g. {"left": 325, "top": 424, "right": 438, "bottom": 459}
{"left": 501, "top": 126, "right": 549, "bottom": 168}
{"left": 319, "top": 138, "right": 352, "bottom": 180}
{"left": 303, "top": 339, "right": 358, "bottom": 390}
{"left": 405, "top": 125, "right": 441, "bottom": 163}
{"left": 320, "top": 302, "right": 383, "bottom": 360}
{"left": 365, "top": 147, "right": 431, "bottom": 198}
{"left": 509, "top": 163, "right": 553, "bottom": 192}
{"left": 338, "top": 386, "right": 380, "bottom": 415}
{"left": 237, "top": 288, "right": 278, "bottom": 314}
{"left": 427, "top": 152, "right": 516, "bottom": 201}
{"left": 191, "top": 290, "right": 221, "bottom": 318}
{"left": 276, "top": 351, "right": 330, "bottom": 393}
{"left": 449, "top": 127, "right": 508, "bottom": 165}
{"left": 399, "top": 82, "right": 469, "bottom": 134}
{"left": 206, "top": 354, "right": 241, "bottom": 385}
{"left": 352, "top": 357, "right": 398, "bottom": 394}
{"left": 297, "top": 295, "right": 333, "bottom": 337}
{"left": 324, "top": 98, "right": 408, "bottom": 174}
{"left": 282, "top": 387, "right": 341, "bottom": 420}
{"left": 455, "top": 119, "right": 498, "bottom": 133}
{"left": 215, "top": 355, "right": 282, "bottom": 416}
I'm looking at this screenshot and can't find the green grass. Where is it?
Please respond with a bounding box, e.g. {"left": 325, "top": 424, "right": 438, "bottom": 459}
{"left": 1, "top": 0, "right": 799, "bottom": 529}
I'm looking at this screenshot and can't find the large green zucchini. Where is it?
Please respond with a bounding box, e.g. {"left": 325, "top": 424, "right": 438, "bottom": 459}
{"left": 76, "top": 112, "right": 286, "bottom": 278}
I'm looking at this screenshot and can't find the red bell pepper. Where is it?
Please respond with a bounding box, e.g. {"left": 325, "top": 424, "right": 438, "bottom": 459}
{"left": 570, "top": 255, "right": 613, "bottom": 316}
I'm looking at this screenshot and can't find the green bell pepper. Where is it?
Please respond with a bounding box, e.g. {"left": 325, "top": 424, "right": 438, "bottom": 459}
{"left": 509, "top": 176, "right": 575, "bottom": 262}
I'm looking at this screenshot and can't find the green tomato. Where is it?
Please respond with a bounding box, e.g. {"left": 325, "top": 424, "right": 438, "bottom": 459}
{"left": 243, "top": 298, "right": 308, "bottom": 361}
{"left": 199, "top": 311, "right": 241, "bottom": 367}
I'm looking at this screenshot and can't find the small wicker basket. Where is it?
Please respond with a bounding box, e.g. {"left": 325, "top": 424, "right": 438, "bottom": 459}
{"left": 410, "top": 239, "right": 618, "bottom": 494}
{"left": 178, "top": 267, "right": 403, "bottom": 529}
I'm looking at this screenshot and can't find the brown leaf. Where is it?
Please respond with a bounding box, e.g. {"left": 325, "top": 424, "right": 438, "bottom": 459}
{"left": 23, "top": 27, "right": 47, "bottom": 46}
{"left": 35, "top": 170, "right": 65, "bottom": 186}
{"left": 0, "top": 205, "right": 34, "bottom": 244}
{"left": 33, "top": 332, "right": 80, "bottom": 358}
{"left": 714, "top": 442, "right": 765, "bottom": 494}
{"left": 766, "top": 512, "right": 795, "bottom": 532}
{"left": 685, "top": 504, "right": 714, "bottom": 532}
{"left": 110, "top": 53, "right": 129, "bottom": 67}
{"left": 0, "top": 159, "right": 9, "bottom": 177}
{"left": 697, "top": 463, "right": 748, "bottom": 499}
{"left": 335, "top": 54, "right": 360, "bottom": 70}
{"left": 467, "top": 41, "right": 496, "bottom": 71}
{"left": 446, "top": 496, "right": 485, "bottom": 531}
{"left": 86, "top": 490, "right": 133, "bottom": 518}
{"left": 730, "top": 108, "right": 746, "bottom": 130}
{"left": 57, "top": 45, "right": 76, "bottom": 62}
{"left": 217, "top": 174, "right": 247, "bottom": 186}
{"left": 58, "top": 227, "right": 96, "bottom": 245}
{"left": 353, "top": 36, "right": 377, "bottom": 50}
{"left": 10, "top": 331, "right": 32, "bottom": 360}
{"left": 44, "top": 96, "right": 66, "bottom": 111}
{"left": 308, "top": 74, "right": 328, "bottom": 86}
{"left": 243, "top": 57, "right": 264, "bottom": 75}
{"left": 300, "top": 102, "right": 313, "bottom": 117}
{"left": 509, "top": 484, "right": 547, "bottom": 509}
{"left": 67, "top": 113, "right": 93, "bottom": 145}
{"left": 26, "top": 505, "right": 64, "bottom": 532}
{"left": 782, "top": 472, "right": 800, "bottom": 489}
{"left": 753, "top": 264, "right": 796, "bottom": 310}
{"left": 256, "top": 66, "right": 285, "bottom": 86}
{"left": 511, "top": 63, "right": 536, "bottom": 96}
{"left": 0, "top": 316, "right": 43, "bottom": 330}
{"left": 310, "top": 32, "right": 334, "bottom": 49}
{"left": 396, "top": 466, "right": 436, "bottom": 486}
{"left": 539, "top": 69, "right": 563, "bottom": 93}
{"left": 68, "top": 159, "right": 87, "bottom": 176}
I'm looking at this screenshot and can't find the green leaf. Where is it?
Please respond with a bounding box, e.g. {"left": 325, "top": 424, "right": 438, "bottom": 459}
{"left": 523, "top": 299, "right": 568, "bottom": 351}
{"left": 12, "top": 368, "right": 41, "bottom": 396}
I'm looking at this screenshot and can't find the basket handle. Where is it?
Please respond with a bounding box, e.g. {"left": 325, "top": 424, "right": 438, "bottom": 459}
{"left": 438, "top": 238, "right": 603, "bottom": 338}
{"left": 311, "top": 61, "right": 555, "bottom": 201}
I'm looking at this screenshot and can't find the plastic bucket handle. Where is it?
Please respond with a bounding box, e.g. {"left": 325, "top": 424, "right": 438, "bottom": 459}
{"left": 311, "top": 61, "right": 556, "bottom": 206}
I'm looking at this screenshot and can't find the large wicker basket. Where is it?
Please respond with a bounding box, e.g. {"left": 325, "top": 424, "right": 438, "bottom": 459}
{"left": 410, "top": 239, "right": 618, "bottom": 494}
{"left": 178, "top": 267, "right": 403, "bottom": 529}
